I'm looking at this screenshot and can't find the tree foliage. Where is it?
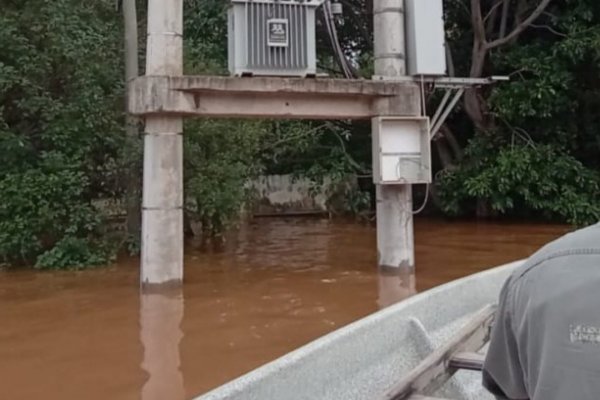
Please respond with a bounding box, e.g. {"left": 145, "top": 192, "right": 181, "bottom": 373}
{"left": 437, "top": 140, "right": 600, "bottom": 225}
{"left": 184, "top": 119, "right": 269, "bottom": 239}
{"left": 2, "top": 0, "right": 600, "bottom": 268}
{"left": 0, "top": 0, "right": 124, "bottom": 268}
{"left": 436, "top": 0, "right": 600, "bottom": 225}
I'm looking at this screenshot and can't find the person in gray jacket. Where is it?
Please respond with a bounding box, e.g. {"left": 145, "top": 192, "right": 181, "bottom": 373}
{"left": 482, "top": 222, "right": 600, "bottom": 400}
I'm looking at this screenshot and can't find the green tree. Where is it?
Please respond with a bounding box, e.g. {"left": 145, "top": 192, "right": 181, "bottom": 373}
{"left": 435, "top": 0, "right": 600, "bottom": 225}
{"left": 0, "top": 0, "right": 125, "bottom": 268}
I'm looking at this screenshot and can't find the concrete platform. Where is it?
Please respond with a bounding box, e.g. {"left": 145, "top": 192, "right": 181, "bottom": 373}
{"left": 128, "top": 76, "right": 421, "bottom": 120}
{"left": 193, "top": 260, "right": 523, "bottom": 400}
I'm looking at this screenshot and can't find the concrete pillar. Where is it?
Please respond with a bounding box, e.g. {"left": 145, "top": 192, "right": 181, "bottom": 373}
{"left": 377, "top": 265, "right": 417, "bottom": 309}
{"left": 373, "top": 0, "right": 415, "bottom": 270}
{"left": 376, "top": 185, "right": 414, "bottom": 268}
{"left": 141, "top": 0, "right": 184, "bottom": 287}
{"left": 140, "top": 291, "right": 185, "bottom": 400}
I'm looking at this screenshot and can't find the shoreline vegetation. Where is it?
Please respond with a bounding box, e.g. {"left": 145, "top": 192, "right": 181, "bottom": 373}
{"left": 1, "top": 0, "right": 598, "bottom": 270}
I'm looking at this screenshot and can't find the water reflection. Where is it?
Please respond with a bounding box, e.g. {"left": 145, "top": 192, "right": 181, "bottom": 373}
{"left": 377, "top": 266, "right": 417, "bottom": 309}
{"left": 140, "top": 289, "right": 185, "bottom": 400}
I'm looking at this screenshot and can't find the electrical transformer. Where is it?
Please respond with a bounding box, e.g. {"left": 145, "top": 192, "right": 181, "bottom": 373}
{"left": 228, "top": 0, "right": 325, "bottom": 77}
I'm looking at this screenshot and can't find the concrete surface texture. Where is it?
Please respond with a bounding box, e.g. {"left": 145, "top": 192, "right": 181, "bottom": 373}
{"left": 249, "top": 175, "right": 330, "bottom": 215}
{"left": 127, "top": 76, "right": 421, "bottom": 120}
{"left": 194, "top": 260, "right": 523, "bottom": 400}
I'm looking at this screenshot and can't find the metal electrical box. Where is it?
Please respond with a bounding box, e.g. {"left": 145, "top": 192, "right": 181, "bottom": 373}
{"left": 372, "top": 117, "right": 432, "bottom": 185}
{"left": 228, "top": 0, "right": 322, "bottom": 77}
{"left": 405, "top": 0, "right": 447, "bottom": 76}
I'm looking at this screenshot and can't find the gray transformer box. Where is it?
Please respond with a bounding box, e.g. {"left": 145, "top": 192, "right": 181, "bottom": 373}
{"left": 228, "top": 0, "right": 320, "bottom": 77}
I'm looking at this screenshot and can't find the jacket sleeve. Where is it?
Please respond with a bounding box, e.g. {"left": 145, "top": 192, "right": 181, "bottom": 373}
{"left": 482, "top": 275, "right": 529, "bottom": 400}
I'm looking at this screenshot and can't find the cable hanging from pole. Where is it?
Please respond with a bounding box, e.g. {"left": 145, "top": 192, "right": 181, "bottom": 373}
{"left": 412, "top": 184, "right": 430, "bottom": 215}
{"left": 323, "top": 0, "right": 354, "bottom": 79}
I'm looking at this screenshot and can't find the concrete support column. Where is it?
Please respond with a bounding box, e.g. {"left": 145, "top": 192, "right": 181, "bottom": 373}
{"left": 373, "top": 0, "right": 415, "bottom": 270}
{"left": 141, "top": 0, "right": 184, "bottom": 287}
{"left": 374, "top": 0, "right": 406, "bottom": 77}
{"left": 140, "top": 291, "right": 185, "bottom": 400}
{"left": 376, "top": 186, "right": 414, "bottom": 268}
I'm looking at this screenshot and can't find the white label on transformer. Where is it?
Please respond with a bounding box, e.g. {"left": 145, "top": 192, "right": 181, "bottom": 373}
{"left": 267, "top": 19, "right": 289, "bottom": 48}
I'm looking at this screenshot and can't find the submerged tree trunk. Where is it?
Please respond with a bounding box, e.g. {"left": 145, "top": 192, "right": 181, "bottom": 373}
{"left": 123, "top": 0, "right": 141, "bottom": 237}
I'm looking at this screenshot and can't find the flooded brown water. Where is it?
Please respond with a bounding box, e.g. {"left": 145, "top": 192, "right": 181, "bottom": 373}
{"left": 0, "top": 218, "right": 569, "bottom": 400}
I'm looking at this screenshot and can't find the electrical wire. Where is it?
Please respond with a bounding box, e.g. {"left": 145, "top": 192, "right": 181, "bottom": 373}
{"left": 323, "top": 3, "right": 349, "bottom": 77}
{"left": 323, "top": 1, "right": 354, "bottom": 78}
{"left": 412, "top": 184, "right": 430, "bottom": 215}
{"left": 420, "top": 75, "right": 427, "bottom": 117}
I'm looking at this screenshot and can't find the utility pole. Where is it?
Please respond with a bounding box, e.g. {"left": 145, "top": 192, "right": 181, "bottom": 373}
{"left": 141, "top": 0, "right": 184, "bottom": 287}
{"left": 373, "top": 0, "right": 415, "bottom": 270}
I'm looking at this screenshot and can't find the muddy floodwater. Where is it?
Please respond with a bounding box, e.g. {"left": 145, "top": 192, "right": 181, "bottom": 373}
{"left": 0, "top": 218, "right": 569, "bottom": 400}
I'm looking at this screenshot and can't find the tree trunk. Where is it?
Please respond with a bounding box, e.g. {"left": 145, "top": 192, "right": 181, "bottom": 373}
{"left": 440, "top": 125, "right": 464, "bottom": 162}
{"left": 486, "top": 2, "right": 500, "bottom": 37}
{"left": 465, "top": 0, "right": 552, "bottom": 134}
{"left": 123, "top": 0, "right": 141, "bottom": 238}
{"left": 434, "top": 140, "right": 454, "bottom": 170}
{"left": 499, "top": 0, "right": 510, "bottom": 38}
{"left": 511, "top": 0, "right": 528, "bottom": 45}
{"left": 464, "top": 43, "right": 488, "bottom": 132}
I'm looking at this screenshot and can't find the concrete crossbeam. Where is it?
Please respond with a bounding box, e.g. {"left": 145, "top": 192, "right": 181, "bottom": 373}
{"left": 128, "top": 76, "right": 421, "bottom": 120}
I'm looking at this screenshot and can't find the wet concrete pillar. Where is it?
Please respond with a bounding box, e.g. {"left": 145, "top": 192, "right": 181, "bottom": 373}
{"left": 140, "top": 290, "right": 185, "bottom": 400}
{"left": 377, "top": 265, "right": 417, "bottom": 309}
{"left": 141, "top": 0, "right": 184, "bottom": 286}
{"left": 373, "top": 0, "right": 415, "bottom": 270}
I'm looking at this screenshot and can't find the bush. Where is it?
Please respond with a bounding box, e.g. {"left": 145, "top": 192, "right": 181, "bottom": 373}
{"left": 35, "top": 237, "right": 115, "bottom": 270}
{"left": 0, "top": 0, "right": 125, "bottom": 268}
{"left": 437, "top": 140, "right": 600, "bottom": 226}
{"left": 184, "top": 119, "right": 269, "bottom": 239}
{"left": 0, "top": 168, "right": 116, "bottom": 268}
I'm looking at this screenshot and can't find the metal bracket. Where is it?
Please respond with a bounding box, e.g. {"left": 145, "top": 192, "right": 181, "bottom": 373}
{"left": 430, "top": 88, "right": 464, "bottom": 140}
{"left": 372, "top": 75, "right": 509, "bottom": 89}
{"left": 372, "top": 75, "right": 509, "bottom": 140}
{"left": 230, "top": 0, "right": 328, "bottom": 5}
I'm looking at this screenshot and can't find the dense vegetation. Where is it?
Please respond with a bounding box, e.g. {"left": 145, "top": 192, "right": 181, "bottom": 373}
{"left": 0, "top": 0, "right": 125, "bottom": 268}
{"left": 1, "top": 0, "right": 598, "bottom": 268}
{"left": 436, "top": 0, "right": 600, "bottom": 225}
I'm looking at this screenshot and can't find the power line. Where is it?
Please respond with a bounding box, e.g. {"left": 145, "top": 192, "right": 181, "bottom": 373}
{"left": 322, "top": 1, "right": 354, "bottom": 79}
